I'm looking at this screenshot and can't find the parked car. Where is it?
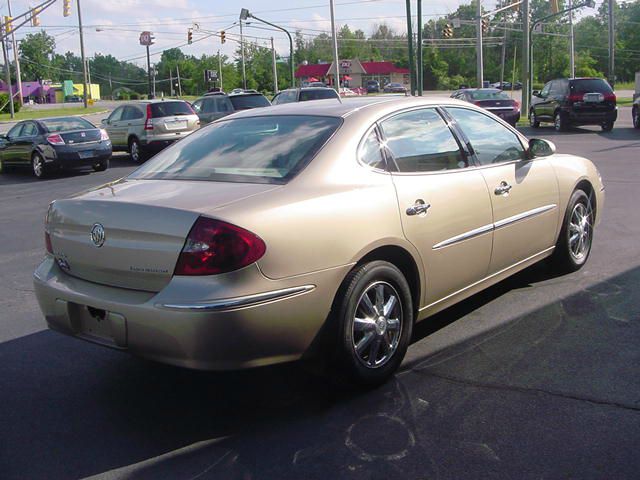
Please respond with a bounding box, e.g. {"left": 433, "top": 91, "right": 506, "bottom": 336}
{"left": 383, "top": 82, "right": 407, "bottom": 93}
{"left": 191, "top": 94, "right": 234, "bottom": 125}
{"left": 34, "top": 97, "right": 604, "bottom": 386}
{"left": 529, "top": 77, "right": 617, "bottom": 132}
{"left": 307, "top": 81, "right": 327, "bottom": 88}
{"left": 366, "top": 80, "right": 380, "bottom": 93}
{"left": 632, "top": 96, "right": 640, "bottom": 129}
{"left": 101, "top": 99, "right": 199, "bottom": 163}
{"left": 271, "top": 87, "right": 339, "bottom": 105}
{"left": 451, "top": 88, "right": 521, "bottom": 127}
{"left": 226, "top": 90, "right": 271, "bottom": 111}
{"left": 0, "top": 117, "right": 111, "bottom": 179}
{"left": 490, "top": 81, "right": 522, "bottom": 91}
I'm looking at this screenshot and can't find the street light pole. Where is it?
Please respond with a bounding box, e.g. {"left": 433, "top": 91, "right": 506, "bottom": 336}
{"left": 405, "top": 0, "right": 415, "bottom": 95}
{"left": 1, "top": 37, "right": 15, "bottom": 118}
{"left": 569, "top": 0, "right": 575, "bottom": 77}
{"left": 329, "top": 0, "right": 340, "bottom": 92}
{"left": 521, "top": 0, "right": 530, "bottom": 116}
{"left": 608, "top": 0, "right": 615, "bottom": 88}
{"left": 476, "top": 0, "right": 484, "bottom": 87}
{"left": 76, "top": 0, "right": 88, "bottom": 108}
{"left": 239, "top": 17, "right": 247, "bottom": 89}
{"left": 417, "top": 0, "right": 423, "bottom": 95}
{"left": 271, "top": 37, "right": 278, "bottom": 95}
{"left": 7, "top": 0, "right": 23, "bottom": 106}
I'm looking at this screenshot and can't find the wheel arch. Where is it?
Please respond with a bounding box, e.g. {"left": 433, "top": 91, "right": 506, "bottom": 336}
{"left": 127, "top": 134, "right": 140, "bottom": 148}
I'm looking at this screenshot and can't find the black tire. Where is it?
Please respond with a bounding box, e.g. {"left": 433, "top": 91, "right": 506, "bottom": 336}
{"left": 632, "top": 107, "right": 639, "bottom": 129}
{"left": 554, "top": 111, "right": 568, "bottom": 132}
{"left": 529, "top": 109, "right": 540, "bottom": 128}
{"left": 331, "top": 260, "right": 413, "bottom": 387}
{"left": 128, "top": 137, "right": 145, "bottom": 163}
{"left": 601, "top": 121, "right": 614, "bottom": 132}
{"left": 93, "top": 158, "right": 109, "bottom": 172}
{"left": 0, "top": 158, "right": 7, "bottom": 174}
{"left": 31, "top": 152, "right": 47, "bottom": 179}
{"left": 550, "top": 189, "right": 594, "bottom": 274}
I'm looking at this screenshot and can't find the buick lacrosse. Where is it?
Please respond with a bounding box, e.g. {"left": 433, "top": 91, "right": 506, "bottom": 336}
{"left": 34, "top": 97, "right": 604, "bottom": 385}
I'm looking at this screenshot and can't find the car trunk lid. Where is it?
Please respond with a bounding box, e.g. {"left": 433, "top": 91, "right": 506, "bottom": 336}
{"left": 47, "top": 180, "right": 279, "bottom": 292}
{"left": 60, "top": 129, "right": 102, "bottom": 144}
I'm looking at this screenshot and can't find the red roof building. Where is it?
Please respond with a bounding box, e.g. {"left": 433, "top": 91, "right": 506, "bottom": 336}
{"left": 295, "top": 59, "right": 409, "bottom": 89}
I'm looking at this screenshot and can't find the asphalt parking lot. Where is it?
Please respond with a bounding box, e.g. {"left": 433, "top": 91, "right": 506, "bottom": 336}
{"left": 1, "top": 107, "right": 639, "bottom": 479}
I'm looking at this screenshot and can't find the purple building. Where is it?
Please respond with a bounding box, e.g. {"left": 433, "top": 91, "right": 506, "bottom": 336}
{"left": 0, "top": 80, "right": 56, "bottom": 103}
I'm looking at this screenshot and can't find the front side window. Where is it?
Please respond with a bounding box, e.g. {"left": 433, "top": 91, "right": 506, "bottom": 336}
{"left": 358, "top": 128, "right": 386, "bottom": 170}
{"left": 214, "top": 98, "right": 232, "bottom": 112}
{"left": 129, "top": 115, "right": 342, "bottom": 184}
{"left": 108, "top": 107, "right": 124, "bottom": 122}
{"left": 191, "top": 100, "right": 203, "bottom": 113}
{"left": 380, "top": 108, "right": 465, "bottom": 173}
{"left": 447, "top": 107, "right": 525, "bottom": 166}
{"left": 7, "top": 123, "right": 23, "bottom": 138}
{"left": 540, "top": 82, "right": 551, "bottom": 98}
{"left": 20, "top": 123, "right": 38, "bottom": 136}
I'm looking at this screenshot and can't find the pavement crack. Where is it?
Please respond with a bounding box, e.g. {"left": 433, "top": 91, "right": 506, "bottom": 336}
{"left": 416, "top": 370, "right": 640, "bottom": 413}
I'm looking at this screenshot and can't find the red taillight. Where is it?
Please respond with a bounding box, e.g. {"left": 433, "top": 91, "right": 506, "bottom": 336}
{"left": 567, "top": 94, "right": 583, "bottom": 103}
{"left": 604, "top": 92, "right": 616, "bottom": 103}
{"left": 100, "top": 129, "right": 109, "bottom": 141}
{"left": 513, "top": 100, "right": 520, "bottom": 111}
{"left": 145, "top": 104, "right": 153, "bottom": 130}
{"left": 45, "top": 231, "right": 53, "bottom": 254}
{"left": 174, "top": 217, "right": 266, "bottom": 276}
{"left": 47, "top": 134, "right": 65, "bottom": 145}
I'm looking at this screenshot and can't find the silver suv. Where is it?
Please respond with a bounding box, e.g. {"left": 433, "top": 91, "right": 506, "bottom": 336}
{"left": 101, "top": 99, "right": 199, "bottom": 162}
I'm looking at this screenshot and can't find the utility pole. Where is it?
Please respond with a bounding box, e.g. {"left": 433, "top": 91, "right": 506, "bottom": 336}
{"left": 169, "top": 69, "right": 173, "bottom": 96}
{"left": 7, "top": 0, "right": 22, "bottom": 106}
{"left": 152, "top": 65, "right": 156, "bottom": 97}
{"left": 176, "top": 64, "right": 182, "bottom": 97}
{"left": 270, "top": 37, "right": 278, "bottom": 95}
{"left": 522, "top": 0, "right": 530, "bottom": 116}
{"left": 1, "top": 37, "right": 15, "bottom": 118}
{"left": 416, "top": 1, "right": 423, "bottom": 95}
{"left": 405, "top": 0, "right": 415, "bottom": 95}
{"left": 500, "top": 30, "right": 507, "bottom": 87}
{"left": 329, "top": 0, "right": 340, "bottom": 92}
{"left": 85, "top": 58, "right": 92, "bottom": 99}
{"left": 476, "top": 0, "right": 483, "bottom": 87}
{"left": 218, "top": 50, "right": 223, "bottom": 90}
{"left": 77, "top": 0, "right": 88, "bottom": 108}
{"left": 108, "top": 72, "right": 112, "bottom": 99}
{"left": 608, "top": 0, "right": 615, "bottom": 88}
{"left": 146, "top": 44, "right": 151, "bottom": 98}
{"left": 240, "top": 18, "right": 247, "bottom": 89}
{"left": 569, "top": 0, "right": 575, "bottom": 77}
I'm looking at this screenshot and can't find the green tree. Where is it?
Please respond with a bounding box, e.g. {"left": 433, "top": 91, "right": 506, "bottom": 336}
{"left": 19, "top": 31, "right": 56, "bottom": 81}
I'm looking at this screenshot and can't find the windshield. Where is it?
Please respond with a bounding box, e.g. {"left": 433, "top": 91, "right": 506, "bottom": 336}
{"left": 469, "top": 90, "right": 510, "bottom": 100}
{"left": 229, "top": 94, "right": 271, "bottom": 110}
{"left": 150, "top": 101, "right": 194, "bottom": 117}
{"left": 129, "top": 115, "right": 341, "bottom": 184}
{"left": 41, "top": 117, "right": 95, "bottom": 132}
{"left": 570, "top": 79, "right": 613, "bottom": 95}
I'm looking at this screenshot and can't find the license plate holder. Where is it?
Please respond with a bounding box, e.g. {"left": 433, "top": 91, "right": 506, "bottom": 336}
{"left": 78, "top": 150, "right": 94, "bottom": 159}
{"left": 165, "top": 120, "right": 188, "bottom": 131}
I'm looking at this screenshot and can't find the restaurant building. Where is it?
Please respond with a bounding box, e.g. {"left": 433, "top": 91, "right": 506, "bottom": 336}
{"left": 294, "top": 59, "right": 410, "bottom": 89}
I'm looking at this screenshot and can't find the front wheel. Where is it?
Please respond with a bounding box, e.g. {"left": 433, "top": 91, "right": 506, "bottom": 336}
{"left": 332, "top": 261, "right": 413, "bottom": 387}
{"left": 550, "top": 189, "right": 594, "bottom": 274}
{"left": 128, "top": 138, "right": 145, "bottom": 163}
{"left": 601, "top": 121, "right": 614, "bottom": 132}
{"left": 529, "top": 109, "right": 540, "bottom": 128}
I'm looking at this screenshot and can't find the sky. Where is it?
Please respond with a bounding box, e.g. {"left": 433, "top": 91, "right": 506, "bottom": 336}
{"left": 3, "top": 0, "right": 609, "bottom": 67}
{"left": 3, "top": 0, "right": 476, "bottom": 67}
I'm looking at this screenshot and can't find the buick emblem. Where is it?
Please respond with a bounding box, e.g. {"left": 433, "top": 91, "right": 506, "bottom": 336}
{"left": 80, "top": 132, "right": 86, "bottom": 137}
{"left": 90, "top": 223, "right": 106, "bottom": 247}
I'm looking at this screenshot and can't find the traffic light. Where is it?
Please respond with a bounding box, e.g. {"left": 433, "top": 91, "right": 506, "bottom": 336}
{"left": 220, "top": 31, "right": 226, "bottom": 44}
{"left": 63, "top": 0, "right": 71, "bottom": 17}
{"left": 442, "top": 23, "right": 454, "bottom": 39}
{"left": 31, "top": 7, "right": 41, "bottom": 27}
{"left": 188, "top": 28, "right": 193, "bottom": 44}
{"left": 3, "top": 16, "right": 12, "bottom": 34}
{"left": 481, "top": 18, "right": 489, "bottom": 34}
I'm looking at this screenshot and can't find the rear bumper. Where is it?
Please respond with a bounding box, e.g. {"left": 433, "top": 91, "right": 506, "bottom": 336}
{"left": 142, "top": 131, "right": 196, "bottom": 151}
{"left": 564, "top": 107, "right": 617, "bottom": 125}
{"left": 33, "top": 256, "right": 349, "bottom": 370}
{"left": 46, "top": 143, "right": 112, "bottom": 168}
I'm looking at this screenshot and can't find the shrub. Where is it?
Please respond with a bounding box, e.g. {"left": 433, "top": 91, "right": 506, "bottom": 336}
{"left": 0, "top": 93, "right": 21, "bottom": 114}
{"left": 129, "top": 93, "right": 140, "bottom": 100}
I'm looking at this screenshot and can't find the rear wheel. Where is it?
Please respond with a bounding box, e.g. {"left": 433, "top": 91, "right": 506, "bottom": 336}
{"left": 529, "top": 109, "right": 540, "bottom": 128}
{"left": 331, "top": 261, "right": 413, "bottom": 387}
{"left": 601, "top": 121, "right": 614, "bottom": 132}
{"left": 128, "top": 137, "right": 144, "bottom": 163}
{"left": 93, "top": 158, "right": 109, "bottom": 172}
{"left": 632, "top": 107, "right": 639, "bottom": 129}
{"left": 554, "top": 111, "right": 568, "bottom": 132}
{"left": 0, "top": 158, "right": 7, "bottom": 174}
{"left": 550, "top": 189, "right": 594, "bottom": 273}
{"left": 31, "top": 153, "right": 47, "bottom": 179}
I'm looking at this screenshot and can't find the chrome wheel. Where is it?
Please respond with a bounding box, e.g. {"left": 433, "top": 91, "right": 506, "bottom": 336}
{"left": 130, "top": 140, "right": 140, "bottom": 162}
{"left": 633, "top": 108, "right": 640, "bottom": 129}
{"left": 32, "top": 154, "right": 44, "bottom": 178}
{"left": 352, "top": 281, "right": 403, "bottom": 369}
{"left": 568, "top": 202, "right": 593, "bottom": 261}
{"left": 554, "top": 112, "right": 563, "bottom": 131}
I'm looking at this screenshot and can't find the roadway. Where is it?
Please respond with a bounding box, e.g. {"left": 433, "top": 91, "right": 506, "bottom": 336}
{"left": 0, "top": 106, "right": 639, "bottom": 479}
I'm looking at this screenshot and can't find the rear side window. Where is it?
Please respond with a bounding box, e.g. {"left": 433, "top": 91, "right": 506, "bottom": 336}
{"left": 129, "top": 115, "right": 342, "bottom": 184}
{"left": 214, "top": 97, "right": 232, "bottom": 112}
{"left": 150, "top": 101, "right": 194, "bottom": 117}
{"left": 359, "top": 129, "right": 386, "bottom": 170}
{"left": 570, "top": 79, "right": 613, "bottom": 95}
{"left": 299, "top": 89, "right": 338, "bottom": 101}
{"left": 229, "top": 94, "right": 271, "bottom": 110}
{"left": 380, "top": 108, "right": 465, "bottom": 173}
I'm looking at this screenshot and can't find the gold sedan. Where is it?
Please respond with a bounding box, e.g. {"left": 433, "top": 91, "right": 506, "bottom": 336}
{"left": 33, "top": 97, "right": 604, "bottom": 386}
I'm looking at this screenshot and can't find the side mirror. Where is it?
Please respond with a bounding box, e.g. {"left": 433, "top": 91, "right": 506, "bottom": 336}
{"left": 529, "top": 138, "right": 556, "bottom": 158}
{"left": 101, "top": 118, "right": 109, "bottom": 125}
{"left": 532, "top": 90, "right": 540, "bottom": 97}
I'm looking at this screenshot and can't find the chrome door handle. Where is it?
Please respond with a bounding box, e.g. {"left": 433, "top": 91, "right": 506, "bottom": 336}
{"left": 406, "top": 200, "right": 431, "bottom": 216}
{"left": 494, "top": 181, "right": 512, "bottom": 195}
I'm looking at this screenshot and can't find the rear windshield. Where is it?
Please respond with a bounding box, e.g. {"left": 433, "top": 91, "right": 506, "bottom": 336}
{"left": 469, "top": 90, "right": 510, "bottom": 100}
{"left": 41, "top": 117, "right": 95, "bottom": 132}
{"left": 129, "top": 115, "right": 342, "bottom": 184}
{"left": 299, "top": 89, "right": 339, "bottom": 101}
{"left": 229, "top": 94, "right": 271, "bottom": 110}
{"left": 150, "top": 101, "right": 194, "bottom": 117}
{"left": 570, "top": 79, "right": 613, "bottom": 95}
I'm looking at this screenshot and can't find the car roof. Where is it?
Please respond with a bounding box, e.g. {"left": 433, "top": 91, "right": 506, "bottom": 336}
{"left": 125, "top": 99, "right": 190, "bottom": 105}
{"left": 227, "top": 95, "right": 469, "bottom": 120}
{"left": 228, "top": 91, "right": 266, "bottom": 97}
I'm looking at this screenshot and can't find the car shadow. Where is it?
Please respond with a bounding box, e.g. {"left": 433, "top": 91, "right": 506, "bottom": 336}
{"left": 3, "top": 263, "right": 640, "bottom": 479}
